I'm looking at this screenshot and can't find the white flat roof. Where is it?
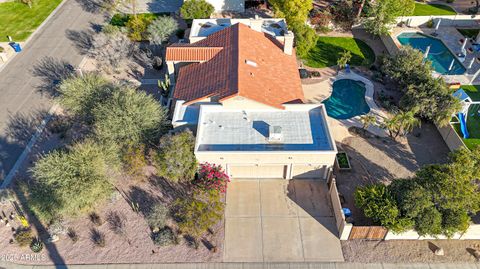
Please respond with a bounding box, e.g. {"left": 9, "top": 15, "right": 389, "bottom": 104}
{"left": 195, "top": 104, "right": 335, "bottom": 152}
{"left": 190, "top": 18, "right": 288, "bottom": 38}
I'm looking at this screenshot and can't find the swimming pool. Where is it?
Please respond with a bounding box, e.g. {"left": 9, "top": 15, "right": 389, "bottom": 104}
{"left": 397, "top": 32, "right": 466, "bottom": 75}
{"left": 323, "top": 79, "right": 370, "bottom": 120}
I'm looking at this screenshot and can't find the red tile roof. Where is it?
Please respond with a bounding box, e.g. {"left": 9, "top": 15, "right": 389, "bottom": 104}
{"left": 166, "top": 47, "right": 223, "bottom": 62}
{"left": 166, "top": 23, "right": 304, "bottom": 109}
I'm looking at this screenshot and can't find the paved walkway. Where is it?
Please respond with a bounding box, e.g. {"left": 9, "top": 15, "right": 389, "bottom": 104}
{"left": 0, "top": 0, "right": 104, "bottom": 180}
{"left": 224, "top": 179, "right": 344, "bottom": 262}
{"left": 1, "top": 262, "right": 480, "bottom": 268}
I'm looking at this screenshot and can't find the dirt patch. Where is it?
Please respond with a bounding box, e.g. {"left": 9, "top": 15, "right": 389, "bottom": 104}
{"left": 342, "top": 239, "right": 480, "bottom": 263}
{"left": 335, "top": 123, "right": 450, "bottom": 225}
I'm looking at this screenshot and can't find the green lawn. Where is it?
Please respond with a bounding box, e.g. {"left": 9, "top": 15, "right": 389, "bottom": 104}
{"left": 413, "top": 3, "right": 457, "bottom": 16}
{"left": 452, "top": 101, "right": 480, "bottom": 150}
{"left": 457, "top": 28, "right": 480, "bottom": 39}
{"left": 302, "top": 36, "right": 376, "bottom": 68}
{"left": 461, "top": 85, "right": 480, "bottom": 101}
{"left": 0, "top": 0, "right": 63, "bottom": 42}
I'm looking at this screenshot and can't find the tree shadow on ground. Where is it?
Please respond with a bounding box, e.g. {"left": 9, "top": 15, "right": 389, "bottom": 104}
{"left": 66, "top": 29, "right": 94, "bottom": 55}
{"left": 31, "top": 57, "right": 75, "bottom": 97}
{"left": 126, "top": 185, "right": 161, "bottom": 217}
{"left": 74, "top": 0, "right": 109, "bottom": 14}
{"left": 4, "top": 110, "right": 50, "bottom": 147}
{"left": 11, "top": 181, "right": 67, "bottom": 267}
{"left": 335, "top": 141, "right": 396, "bottom": 226}
{"left": 147, "top": 176, "right": 190, "bottom": 204}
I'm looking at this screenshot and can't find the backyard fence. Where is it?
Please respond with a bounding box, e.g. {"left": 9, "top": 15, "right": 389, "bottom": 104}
{"left": 328, "top": 177, "right": 352, "bottom": 240}
{"left": 348, "top": 226, "right": 388, "bottom": 240}
{"left": 436, "top": 123, "right": 467, "bottom": 152}
{"left": 353, "top": 15, "right": 480, "bottom": 29}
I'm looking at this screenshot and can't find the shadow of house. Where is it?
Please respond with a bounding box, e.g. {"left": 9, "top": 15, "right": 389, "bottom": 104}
{"left": 31, "top": 57, "right": 75, "bottom": 97}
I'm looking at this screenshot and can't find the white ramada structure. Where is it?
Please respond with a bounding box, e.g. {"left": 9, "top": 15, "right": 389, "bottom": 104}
{"left": 165, "top": 18, "right": 337, "bottom": 179}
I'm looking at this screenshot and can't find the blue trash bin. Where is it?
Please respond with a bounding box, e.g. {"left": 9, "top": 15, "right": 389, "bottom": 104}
{"left": 11, "top": 43, "right": 22, "bottom": 52}
{"left": 342, "top": 208, "right": 352, "bottom": 218}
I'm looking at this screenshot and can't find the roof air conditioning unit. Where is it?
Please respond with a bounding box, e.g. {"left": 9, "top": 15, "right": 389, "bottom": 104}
{"left": 267, "top": 126, "right": 282, "bottom": 143}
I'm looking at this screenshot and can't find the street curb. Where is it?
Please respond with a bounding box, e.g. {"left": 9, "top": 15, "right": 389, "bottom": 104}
{"left": 0, "top": 104, "right": 60, "bottom": 189}
{"left": 0, "top": 0, "right": 69, "bottom": 73}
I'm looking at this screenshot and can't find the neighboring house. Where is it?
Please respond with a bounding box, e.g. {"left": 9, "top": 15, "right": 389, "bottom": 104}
{"left": 165, "top": 18, "right": 337, "bottom": 179}
{"left": 205, "top": 0, "right": 245, "bottom": 12}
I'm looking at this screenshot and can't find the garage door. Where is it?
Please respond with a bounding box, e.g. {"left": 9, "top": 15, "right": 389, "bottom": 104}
{"left": 228, "top": 165, "right": 286, "bottom": 179}
{"left": 291, "top": 165, "right": 326, "bottom": 179}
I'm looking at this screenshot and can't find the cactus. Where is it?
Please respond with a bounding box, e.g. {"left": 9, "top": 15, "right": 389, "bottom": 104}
{"left": 30, "top": 238, "right": 43, "bottom": 253}
{"left": 157, "top": 74, "right": 170, "bottom": 97}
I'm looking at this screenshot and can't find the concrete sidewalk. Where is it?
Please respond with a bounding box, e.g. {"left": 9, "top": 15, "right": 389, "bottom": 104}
{"left": 1, "top": 262, "right": 479, "bottom": 269}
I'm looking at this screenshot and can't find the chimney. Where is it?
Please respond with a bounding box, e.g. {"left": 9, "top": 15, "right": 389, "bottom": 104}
{"left": 267, "top": 126, "right": 283, "bottom": 143}
{"left": 283, "top": 31, "right": 294, "bottom": 55}
{"left": 249, "top": 15, "right": 263, "bottom": 32}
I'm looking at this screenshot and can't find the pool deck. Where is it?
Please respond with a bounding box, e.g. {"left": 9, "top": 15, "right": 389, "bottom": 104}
{"left": 302, "top": 71, "right": 388, "bottom": 141}
{"left": 390, "top": 26, "right": 480, "bottom": 84}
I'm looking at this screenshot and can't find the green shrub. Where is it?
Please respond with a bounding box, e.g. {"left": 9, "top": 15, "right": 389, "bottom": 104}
{"left": 0, "top": 46, "right": 4, "bottom": 53}
{"left": 180, "top": 0, "right": 214, "bottom": 19}
{"left": 354, "top": 184, "right": 411, "bottom": 232}
{"left": 153, "top": 131, "right": 197, "bottom": 183}
{"left": 57, "top": 73, "right": 115, "bottom": 122}
{"left": 172, "top": 190, "right": 224, "bottom": 238}
{"left": 14, "top": 228, "right": 33, "bottom": 247}
{"left": 147, "top": 16, "right": 179, "bottom": 45}
{"left": 29, "top": 140, "right": 114, "bottom": 222}
{"left": 146, "top": 204, "right": 169, "bottom": 230}
{"left": 426, "top": 19, "right": 434, "bottom": 28}
{"left": 111, "top": 13, "right": 130, "bottom": 27}
{"left": 441, "top": 209, "right": 470, "bottom": 237}
{"left": 152, "top": 226, "right": 177, "bottom": 246}
{"left": 290, "top": 22, "right": 318, "bottom": 57}
{"left": 122, "top": 145, "right": 147, "bottom": 180}
{"left": 126, "top": 15, "right": 154, "bottom": 41}
{"left": 93, "top": 88, "right": 169, "bottom": 154}
{"left": 414, "top": 207, "right": 443, "bottom": 236}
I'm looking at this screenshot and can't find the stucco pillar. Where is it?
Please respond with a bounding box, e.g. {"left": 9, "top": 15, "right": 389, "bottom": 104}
{"left": 167, "top": 61, "right": 176, "bottom": 86}
{"left": 283, "top": 31, "right": 294, "bottom": 56}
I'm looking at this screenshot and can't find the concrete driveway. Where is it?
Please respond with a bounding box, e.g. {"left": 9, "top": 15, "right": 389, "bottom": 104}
{"left": 224, "top": 179, "right": 344, "bottom": 262}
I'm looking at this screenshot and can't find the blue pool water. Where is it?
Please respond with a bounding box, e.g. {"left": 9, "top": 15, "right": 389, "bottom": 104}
{"left": 397, "top": 32, "right": 466, "bottom": 75}
{"left": 323, "top": 79, "right": 370, "bottom": 120}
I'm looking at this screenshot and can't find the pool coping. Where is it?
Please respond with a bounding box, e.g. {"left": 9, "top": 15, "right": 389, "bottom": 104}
{"left": 395, "top": 30, "right": 467, "bottom": 75}
{"left": 327, "top": 71, "right": 389, "bottom": 138}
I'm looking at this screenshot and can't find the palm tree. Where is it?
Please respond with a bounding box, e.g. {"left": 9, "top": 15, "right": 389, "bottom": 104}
{"left": 396, "top": 110, "right": 421, "bottom": 137}
{"left": 360, "top": 114, "right": 377, "bottom": 130}
{"left": 381, "top": 116, "right": 400, "bottom": 140}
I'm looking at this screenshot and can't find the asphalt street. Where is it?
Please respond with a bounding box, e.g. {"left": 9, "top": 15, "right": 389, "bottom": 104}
{"left": 0, "top": 0, "right": 105, "bottom": 180}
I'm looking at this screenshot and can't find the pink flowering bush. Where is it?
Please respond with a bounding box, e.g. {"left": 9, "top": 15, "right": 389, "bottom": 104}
{"left": 195, "top": 163, "right": 230, "bottom": 193}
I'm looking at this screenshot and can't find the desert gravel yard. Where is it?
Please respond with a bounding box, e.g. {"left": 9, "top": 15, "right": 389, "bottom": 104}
{"left": 342, "top": 239, "right": 480, "bottom": 263}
